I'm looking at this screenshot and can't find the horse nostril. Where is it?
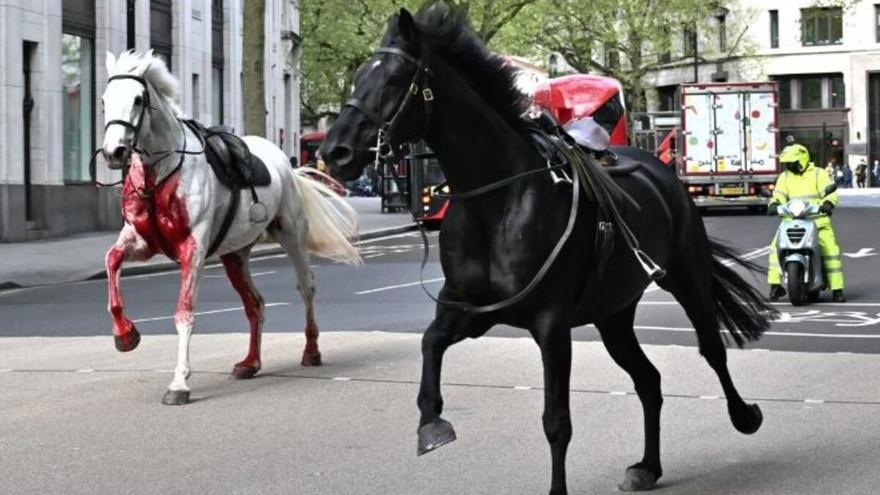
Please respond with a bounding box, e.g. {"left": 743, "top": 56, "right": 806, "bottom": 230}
{"left": 325, "top": 145, "right": 354, "bottom": 166}
{"left": 112, "top": 146, "right": 128, "bottom": 160}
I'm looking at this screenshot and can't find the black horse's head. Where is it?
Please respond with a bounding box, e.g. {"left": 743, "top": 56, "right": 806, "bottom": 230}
{"left": 320, "top": 9, "right": 429, "bottom": 181}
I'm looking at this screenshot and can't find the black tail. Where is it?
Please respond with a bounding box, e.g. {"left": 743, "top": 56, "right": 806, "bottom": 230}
{"left": 709, "top": 239, "right": 779, "bottom": 348}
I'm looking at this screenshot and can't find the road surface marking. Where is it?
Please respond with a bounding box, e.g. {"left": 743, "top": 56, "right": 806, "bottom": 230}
{"left": 0, "top": 369, "right": 12, "bottom": 373}
{"left": 132, "top": 302, "right": 290, "bottom": 323}
{"left": 632, "top": 325, "right": 880, "bottom": 339}
{"left": 804, "top": 399, "right": 825, "bottom": 404}
{"left": 76, "top": 369, "right": 95, "bottom": 373}
{"left": 332, "top": 377, "right": 351, "bottom": 381}
{"left": 355, "top": 277, "right": 445, "bottom": 295}
{"left": 609, "top": 391, "right": 628, "bottom": 396}
{"left": 699, "top": 395, "right": 720, "bottom": 400}
{"left": 513, "top": 386, "right": 532, "bottom": 390}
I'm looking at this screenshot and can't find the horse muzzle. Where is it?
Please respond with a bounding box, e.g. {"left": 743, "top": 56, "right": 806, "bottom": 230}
{"left": 103, "top": 145, "right": 131, "bottom": 169}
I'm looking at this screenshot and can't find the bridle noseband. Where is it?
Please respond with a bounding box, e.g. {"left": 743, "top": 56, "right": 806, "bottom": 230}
{"left": 344, "top": 46, "right": 434, "bottom": 164}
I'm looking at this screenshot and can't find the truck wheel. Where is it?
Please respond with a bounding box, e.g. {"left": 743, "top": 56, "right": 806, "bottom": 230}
{"left": 786, "top": 262, "right": 806, "bottom": 306}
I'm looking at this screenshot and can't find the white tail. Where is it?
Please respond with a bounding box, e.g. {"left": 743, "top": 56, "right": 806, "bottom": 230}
{"left": 292, "top": 169, "right": 362, "bottom": 265}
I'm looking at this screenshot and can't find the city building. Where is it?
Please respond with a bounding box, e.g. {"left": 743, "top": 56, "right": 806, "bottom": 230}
{"left": 0, "top": 0, "right": 301, "bottom": 242}
{"left": 645, "top": 0, "right": 880, "bottom": 173}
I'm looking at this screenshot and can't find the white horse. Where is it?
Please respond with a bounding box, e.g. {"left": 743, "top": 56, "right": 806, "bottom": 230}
{"left": 100, "top": 51, "right": 361, "bottom": 405}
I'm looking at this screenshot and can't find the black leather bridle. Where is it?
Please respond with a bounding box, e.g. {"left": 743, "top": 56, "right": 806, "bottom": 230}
{"left": 344, "top": 46, "right": 435, "bottom": 164}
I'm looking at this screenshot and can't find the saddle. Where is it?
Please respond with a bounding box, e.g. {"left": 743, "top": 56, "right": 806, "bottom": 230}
{"left": 532, "top": 111, "right": 618, "bottom": 167}
{"left": 182, "top": 119, "right": 273, "bottom": 258}
{"left": 183, "top": 120, "right": 272, "bottom": 189}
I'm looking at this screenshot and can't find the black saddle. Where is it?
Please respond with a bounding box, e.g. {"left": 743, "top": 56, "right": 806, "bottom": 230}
{"left": 183, "top": 120, "right": 271, "bottom": 189}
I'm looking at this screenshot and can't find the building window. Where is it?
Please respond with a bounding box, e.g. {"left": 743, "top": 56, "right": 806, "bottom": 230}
{"left": 770, "top": 10, "right": 779, "bottom": 48}
{"left": 875, "top": 4, "right": 880, "bottom": 42}
{"left": 801, "top": 7, "right": 843, "bottom": 46}
{"left": 683, "top": 27, "right": 696, "bottom": 57}
{"left": 604, "top": 43, "right": 619, "bottom": 70}
{"left": 150, "top": 0, "right": 173, "bottom": 70}
{"left": 831, "top": 75, "right": 846, "bottom": 108}
{"left": 771, "top": 73, "right": 845, "bottom": 110}
{"left": 657, "top": 85, "right": 677, "bottom": 112}
{"left": 62, "top": 0, "right": 95, "bottom": 184}
{"left": 717, "top": 12, "right": 727, "bottom": 52}
{"left": 127, "top": 0, "right": 136, "bottom": 50}
{"left": 212, "top": 0, "right": 224, "bottom": 125}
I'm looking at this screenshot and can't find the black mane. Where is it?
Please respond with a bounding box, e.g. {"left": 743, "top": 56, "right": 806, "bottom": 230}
{"left": 413, "top": 4, "right": 527, "bottom": 128}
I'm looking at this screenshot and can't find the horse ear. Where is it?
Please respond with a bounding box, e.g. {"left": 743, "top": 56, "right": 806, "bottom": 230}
{"left": 105, "top": 52, "right": 116, "bottom": 75}
{"left": 398, "top": 8, "right": 418, "bottom": 43}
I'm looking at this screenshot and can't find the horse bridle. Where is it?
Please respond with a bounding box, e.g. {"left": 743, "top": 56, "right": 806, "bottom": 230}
{"left": 90, "top": 74, "right": 204, "bottom": 189}
{"left": 344, "top": 46, "right": 434, "bottom": 164}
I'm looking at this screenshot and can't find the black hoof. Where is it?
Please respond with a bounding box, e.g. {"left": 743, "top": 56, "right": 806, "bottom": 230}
{"left": 231, "top": 364, "right": 259, "bottom": 380}
{"left": 619, "top": 464, "right": 659, "bottom": 492}
{"left": 417, "top": 419, "right": 456, "bottom": 456}
{"left": 114, "top": 327, "right": 141, "bottom": 352}
{"left": 162, "top": 389, "right": 190, "bottom": 406}
{"left": 731, "top": 403, "right": 763, "bottom": 435}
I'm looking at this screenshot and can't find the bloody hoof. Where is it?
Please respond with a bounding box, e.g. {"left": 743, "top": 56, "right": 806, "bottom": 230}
{"left": 619, "top": 463, "right": 660, "bottom": 492}
{"left": 162, "top": 389, "right": 190, "bottom": 406}
{"left": 301, "top": 351, "right": 322, "bottom": 367}
{"left": 231, "top": 362, "right": 260, "bottom": 380}
{"left": 113, "top": 326, "right": 141, "bottom": 352}
{"left": 731, "top": 403, "right": 763, "bottom": 435}
{"left": 417, "top": 419, "right": 456, "bottom": 456}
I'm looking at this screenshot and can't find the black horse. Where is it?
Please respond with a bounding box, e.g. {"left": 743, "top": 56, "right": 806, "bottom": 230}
{"left": 321, "top": 5, "right": 775, "bottom": 494}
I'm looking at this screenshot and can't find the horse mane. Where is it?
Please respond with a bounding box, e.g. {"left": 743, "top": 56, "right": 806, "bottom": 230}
{"left": 109, "top": 50, "right": 182, "bottom": 116}
{"left": 413, "top": 4, "right": 527, "bottom": 128}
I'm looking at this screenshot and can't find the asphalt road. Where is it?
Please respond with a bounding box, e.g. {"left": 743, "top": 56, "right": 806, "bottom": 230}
{"left": 2, "top": 207, "right": 879, "bottom": 354}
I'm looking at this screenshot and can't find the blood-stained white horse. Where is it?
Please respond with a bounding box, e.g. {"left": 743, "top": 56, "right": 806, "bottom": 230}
{"left": 100, "top": 51, "right": 361, "bottom": 405}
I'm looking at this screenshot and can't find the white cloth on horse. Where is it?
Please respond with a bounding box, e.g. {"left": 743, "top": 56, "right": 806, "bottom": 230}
{"left": 564, "top": 116, "right": 610, "bottom": 151}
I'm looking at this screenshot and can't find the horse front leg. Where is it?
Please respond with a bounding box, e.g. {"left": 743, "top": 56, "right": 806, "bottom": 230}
{"left": 532, "top": 318, "right": 573, "bottom": 495}
{"left": 417, "top": 297, "right": 490, "bottom": 455}
{"left": 106, "top": 224, "right": 155, "bottom": 352}
{"left": 162, "top": 239, "right": 204, "bottom": 406}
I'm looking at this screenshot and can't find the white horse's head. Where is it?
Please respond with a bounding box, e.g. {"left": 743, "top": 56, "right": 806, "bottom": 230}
{"left": 101, "top": 50, "right": 181, "bottom": 168}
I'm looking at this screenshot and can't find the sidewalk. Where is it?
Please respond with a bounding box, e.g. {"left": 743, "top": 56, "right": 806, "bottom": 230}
{"left": 0, "top": 197, "right": 413, "bottom": 290}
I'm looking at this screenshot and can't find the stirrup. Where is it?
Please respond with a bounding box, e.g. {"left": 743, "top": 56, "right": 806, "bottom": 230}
{"left": 634, "top": 248, "right": 666, "bottom": 281}
{"left": 547, "top": 160, "right": 571, "bottom": 185}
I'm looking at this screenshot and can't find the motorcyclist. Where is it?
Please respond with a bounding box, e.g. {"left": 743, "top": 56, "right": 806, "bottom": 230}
{"left": 767, "top": 144, "right": 846, "bottom": 302}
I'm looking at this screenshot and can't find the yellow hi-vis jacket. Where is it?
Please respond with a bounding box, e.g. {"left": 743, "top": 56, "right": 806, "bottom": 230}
{"left": 768, "top": 162, "right": 839, "bottom": 211}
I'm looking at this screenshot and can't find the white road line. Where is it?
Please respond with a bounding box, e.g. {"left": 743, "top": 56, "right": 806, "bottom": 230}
{"left": 633, "top": 325, "right": 880, "bottom": 339}
{"left": 699, "top": 395, "right": 720, "bottom": 400}
{"left": 355, "top": 277, "right": 445, "bottom": 295}
{"left": 363, "top": 253, "right": 385, "bottom": 259}
{"left": 609, "top": 391, "right": 628, "bottom": 396}
{"left": 132, "top": 302, "right": 290, "bottom": 323}
{"left": 0, "top": 369, "right": 13, "bottom": 373}
{"left": 513, "top": 386, "right": 532, "bottom": 390}
{"left": 76, "top": 369, "right": 95, "bottom": 373}
{"left": 637, "top": 301, "right": 880, "bottom": 307}
{"left": 332, "top": 377, "right": 351, "bottom": 381}
{"left": 804, "top": 399, "right": 825, "bottom": 404}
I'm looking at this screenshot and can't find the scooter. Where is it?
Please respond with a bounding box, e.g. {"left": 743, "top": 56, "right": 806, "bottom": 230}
{"left": 775, "top": 199, "right": 825, "bottom": 306}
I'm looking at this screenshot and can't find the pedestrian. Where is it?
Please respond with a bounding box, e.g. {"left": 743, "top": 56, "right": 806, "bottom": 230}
{"left": 842, "top": 163, "right": 853, "bottom": 188}
{"left": 873, "top": 159, "right": 880, "bottom": 188}
{"left": 855, "top": 160, "right": 867, "bottom": 188}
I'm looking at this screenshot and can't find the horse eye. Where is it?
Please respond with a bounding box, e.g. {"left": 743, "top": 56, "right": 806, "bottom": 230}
{"left": 133, "top": 95, "right": 143, "bottom": 106}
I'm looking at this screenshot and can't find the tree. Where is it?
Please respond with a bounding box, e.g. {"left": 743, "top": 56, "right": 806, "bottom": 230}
{"left": 243, "top": 0, "right": 266, "bottom": 136}
{"left": 494, "top": 0, "right": 757, "bottom": 113}
{"left": 300, "top": 0, "right": 538, "bottom": 128}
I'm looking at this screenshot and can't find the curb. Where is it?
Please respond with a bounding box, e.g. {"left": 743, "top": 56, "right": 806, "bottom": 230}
{"left": 0, "top": 223, "right": 418, "bottom": 292}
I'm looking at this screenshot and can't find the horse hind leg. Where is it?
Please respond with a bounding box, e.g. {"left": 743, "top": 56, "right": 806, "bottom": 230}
{"left": 221, "top": 247, "right": 265, "bottom": 379}
{"left": 594, "top": 301, "right": 663, "bottom": 491}
{"left": 659, "top": 263, "right": 763, "bottom": 435}
{"left": 269, "top": 219, "right": 322, "bottom": 366}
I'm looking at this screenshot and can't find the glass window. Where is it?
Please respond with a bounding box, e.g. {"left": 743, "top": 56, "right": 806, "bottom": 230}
{"left": 875, "top": 4, "right": 880, "bottom": 42}
{"left": 770, "top": 10, "right": 779, "bottom": 48}
{"left": 683, "top": 28, "right": 696, "bottom": 56}
{"left": 62, "top": 34, "right": 94, "bottom": 183}
{"left": 718, "top": 14, "right": 727, "bottom": 52}
{"left": 657, "top": 85, "right": 677, "bottom": 112}
{"left": 801, "top": 8, "right": 843, "bottom": 46}
{"left": 831, "top": 75, "right": 846, "bottom": 108}
{"left": 774, "top": 76, "right": 791, "bottom": 109}
{"left": 800, "top": 77, "right": 823, "bottom": 109}
{"left": 212, "top": 68, "right": 224, "bottom": 125}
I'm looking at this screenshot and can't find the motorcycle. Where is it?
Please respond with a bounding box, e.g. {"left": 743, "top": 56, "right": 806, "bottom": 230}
{"left": 775, "top": 199, "right": 826, "bottom": 306}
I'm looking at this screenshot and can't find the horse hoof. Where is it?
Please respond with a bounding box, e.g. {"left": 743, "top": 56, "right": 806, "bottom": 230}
{"left": 732, "top": 403, "right": 763, "bottom": 435}
{"left": 114, "top": 326, "right": 141, "bottom": 352}
{"left": 417, "top": 419, "right": 456, "bottom": 456}
{"left": 162, "top": 390, "right": 190, "bottom": 406}
{"left": 231, "top": 363, "right": 260, "bottom": 380}
{"left": 619, "top": 466, "right": 658, "bottom": 491}
{"left": 301, "top": 351, "right": 322, "bottom": 367}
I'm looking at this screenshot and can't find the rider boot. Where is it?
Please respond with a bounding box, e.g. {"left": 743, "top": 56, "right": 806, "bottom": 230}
{"left": 769, "top": 284, "right": 786, "bottom": 301}
{"left": 832, "top": 289, "right": 846, "bottom": 303}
